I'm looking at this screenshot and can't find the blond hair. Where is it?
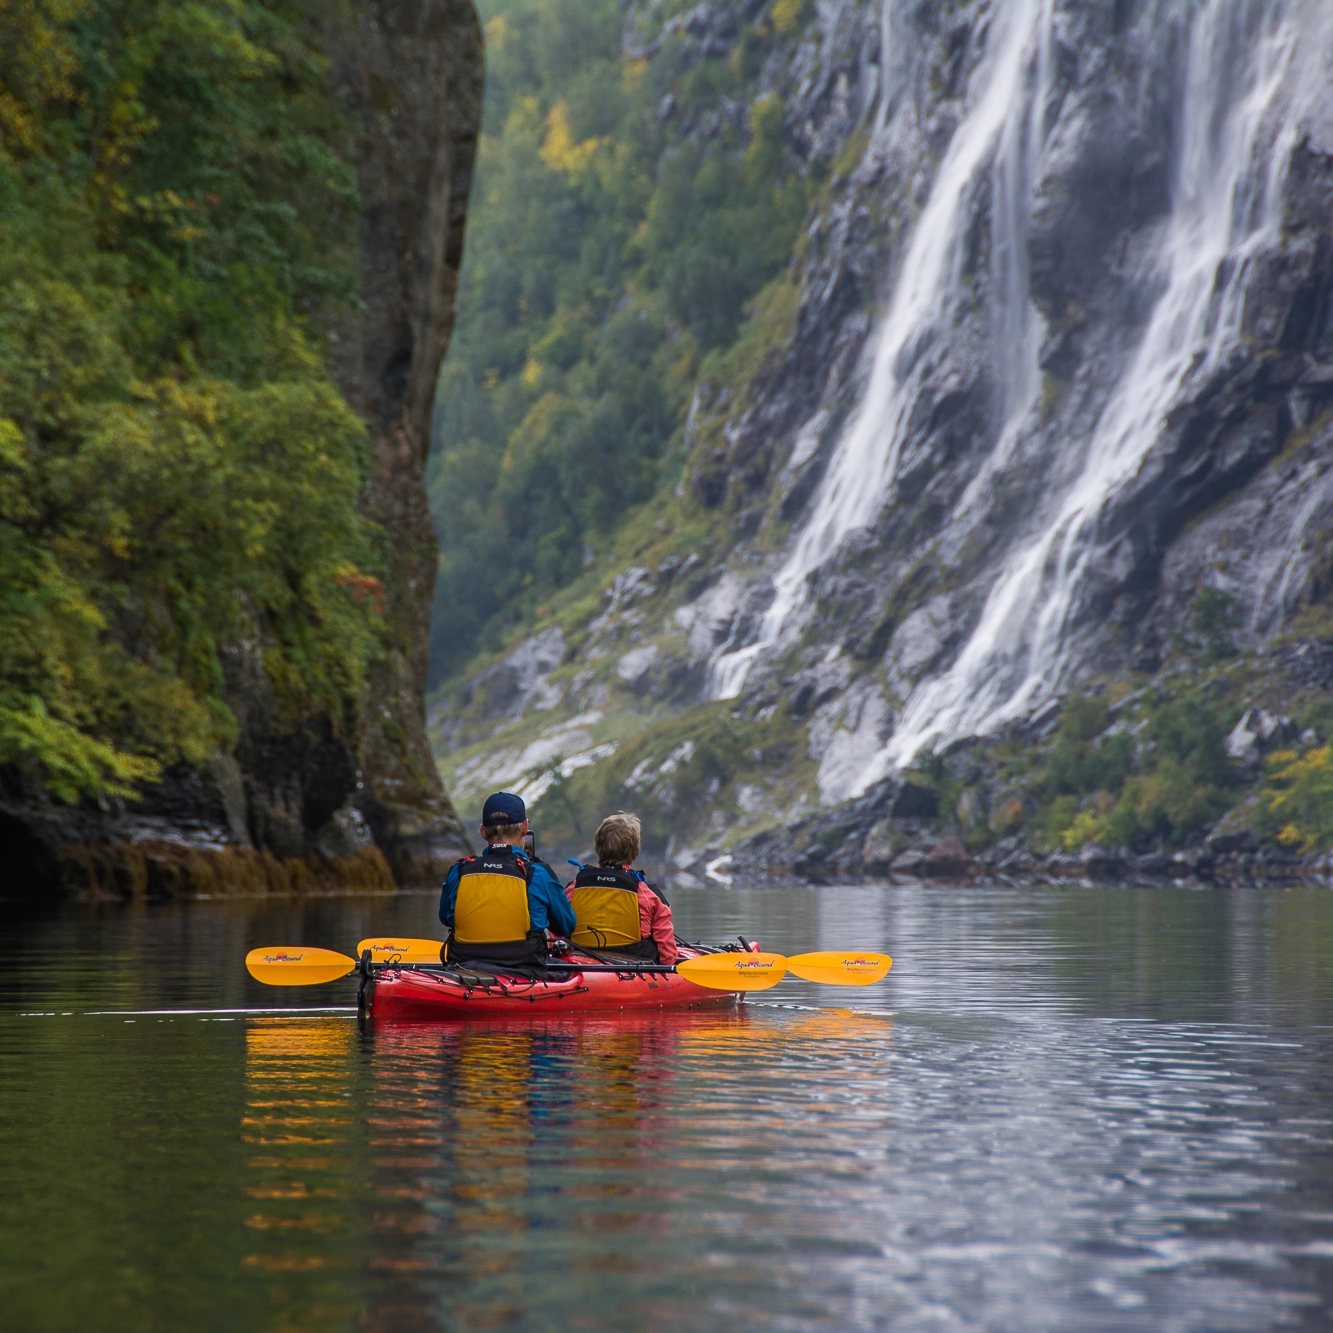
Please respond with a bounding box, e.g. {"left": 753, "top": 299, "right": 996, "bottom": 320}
{"left": 595, "top": 812, "right": 641, "bottom": 865}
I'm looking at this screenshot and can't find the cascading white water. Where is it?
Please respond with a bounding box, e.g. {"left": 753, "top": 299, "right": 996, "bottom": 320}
{"left": 709, "top": 0, "right": 1054, "bottom": 700}
{"left": 874, "top": 0, "right": 1331, "bottom": 781}
{"left": 711, "top": 0, "right": 1333, "bottom": 799}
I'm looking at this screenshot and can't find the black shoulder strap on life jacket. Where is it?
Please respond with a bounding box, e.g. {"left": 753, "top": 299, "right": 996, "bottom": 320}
{"left": 458, "top": 845, "right": 532, "bottom": 883}
{"left": 573, "top": 864, "right": 640, "bottom": 893}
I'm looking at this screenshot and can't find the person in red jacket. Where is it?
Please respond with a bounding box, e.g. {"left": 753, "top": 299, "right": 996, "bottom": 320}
{"left": 565, "top": 812, "right": 677, "bottom": 964}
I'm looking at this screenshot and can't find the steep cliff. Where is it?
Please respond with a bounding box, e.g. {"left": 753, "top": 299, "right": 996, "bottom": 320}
{"left": 432, "top": 0, "right": 1333, "bottom": 881}
{"left": 0, "top": 0, "right": 481, "bottom": 901}
{"left": 317, "top": 0, "right": 482, "bottom": 883}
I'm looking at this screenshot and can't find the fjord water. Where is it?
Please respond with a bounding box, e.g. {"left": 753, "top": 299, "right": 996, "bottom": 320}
{"left": 1, "top": 883, "right": 1331, "bottom": 1332}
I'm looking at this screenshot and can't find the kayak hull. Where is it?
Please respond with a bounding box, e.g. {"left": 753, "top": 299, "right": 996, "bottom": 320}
{"left": 367, "top": 952, "right": 741, "bottom": 1020}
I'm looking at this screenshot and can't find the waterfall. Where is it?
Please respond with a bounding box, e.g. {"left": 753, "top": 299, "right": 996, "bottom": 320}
{"left": 711, "top": 0, "right": 1333, "bottom": 801}
{"left": 876, "top": 0, "right": 1330, "bottom": 779}
{"left": 710, "top": 0, "right": 1054, "bottom": 700}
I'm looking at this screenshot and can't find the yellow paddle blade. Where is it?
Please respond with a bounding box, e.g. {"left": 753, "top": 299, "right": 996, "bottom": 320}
{"left": 245, "top": 947, "right": 356, "bottom": 986}
{"left": 676, "top": 952, "right": 788, "bottom": 991}
{"left": 355, "top": 937, "right": 443, "bottom": 964}
{"left": 785, "top": 952, "right": 892, "bottom": 986}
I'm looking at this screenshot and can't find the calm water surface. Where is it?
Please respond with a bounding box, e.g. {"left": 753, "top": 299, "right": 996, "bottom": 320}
{"left": 1, "top": 882, "right": 1331, "bottom": 1331}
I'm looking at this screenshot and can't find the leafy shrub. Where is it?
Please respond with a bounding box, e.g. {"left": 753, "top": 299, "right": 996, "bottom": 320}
{"left": 0, "top": 0, "right": 381, "bottom": 799}
{"left": 1191, "top": 588, "right": 1238, "bottom": 663}
{"left": 1043, "top": 695, "right": 1133, "bottom": 800}
{"left": 1263, "top": 746, "right": 1333, "bottom": 852}
{"left": 1108, "top": 759, "right": 1232, "bottom": 843}
{"left": 1047, "top": 731, "right": 1134, "bottom": 797}
{"left": 1147, "top": 697, "right": 1233, "bottom": 775}
{"left": 1049, "top": 692, "right": 1239, "bottom": 849}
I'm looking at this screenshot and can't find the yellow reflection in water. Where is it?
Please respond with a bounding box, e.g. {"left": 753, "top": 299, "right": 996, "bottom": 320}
{"left": 241, "top": 1018, "right": 359, "bottom": 1327}
{"left": 351, "top": 1006, "right": 894, "bottom": 1330}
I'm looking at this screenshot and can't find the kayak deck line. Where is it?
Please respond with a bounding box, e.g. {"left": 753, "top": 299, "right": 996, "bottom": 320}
{"left": 366, "top": 945, "right": 745, "bottom": 1020}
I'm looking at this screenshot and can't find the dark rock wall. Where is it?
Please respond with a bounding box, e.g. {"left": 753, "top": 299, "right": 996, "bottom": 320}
{"left": 319, "top": 0, "right": 482, "bottom": 882}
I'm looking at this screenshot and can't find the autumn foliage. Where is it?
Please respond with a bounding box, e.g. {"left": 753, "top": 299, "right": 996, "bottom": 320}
{"left": 0, "top": 0, "right": 383, "bottom": 800}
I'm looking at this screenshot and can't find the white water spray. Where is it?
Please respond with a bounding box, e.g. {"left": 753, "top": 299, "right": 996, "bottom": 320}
{"left": 712, "top": 0, "right": 1333, "bottom": 799}
{"left": 710, "top": 0, "right": 1054, "bottom": 700}
{"left": 877, "top": 0, "right": 1328, "bottom": 779}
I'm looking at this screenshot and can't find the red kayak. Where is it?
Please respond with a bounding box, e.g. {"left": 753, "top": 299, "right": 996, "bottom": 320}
{"left": 367, "top": 947, "right": 742, "bottom": 1020}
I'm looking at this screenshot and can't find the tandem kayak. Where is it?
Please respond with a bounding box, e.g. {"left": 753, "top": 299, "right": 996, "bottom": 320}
{"left": 366, "top": 947, "right": 744, "bottom": 1020}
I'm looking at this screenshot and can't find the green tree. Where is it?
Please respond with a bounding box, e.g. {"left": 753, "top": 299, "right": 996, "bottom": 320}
{"left": 0, "top": 0, "right": 381, "bottom": 800}
{"left": 428, "top": 0, "right": 809, "bottom": 681}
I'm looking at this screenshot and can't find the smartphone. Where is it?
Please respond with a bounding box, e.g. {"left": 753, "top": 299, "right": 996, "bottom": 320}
{"left": 524, "top": 830, "right": 536, "bottom": 859}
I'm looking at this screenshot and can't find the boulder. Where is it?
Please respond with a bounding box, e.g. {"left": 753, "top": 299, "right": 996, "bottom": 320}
{"left": 1044, "top": 851, "right": 1081, "bottom": 878}
{"left": 889, "top": 847, "right": 929, "bottom": 876}
{"left": 861, "top": 821, "right": 897, "bottom": 877}
{"left": 791, "top": 841, "right": 832, "bottom": 882}
{"left": 1078, "top": 843, "right": 1125, "bottom": 878}
{"left": 921, "top": 837, "right": 977, "bottom": 879}
{"left": 1206, "top": 828, "right": 1259, "bottom": 856}
{"left": 1133, "top": 852, "right": 1173, "bottom": 878}
{"left": 1225, "top": 712, "right": 1262, "bottom": 768}
{"left": 1226, "top": 710, "right": 1296, "bottom": 770}
{"left": 312, "top": 806, "right": 376, "bottom": 860}
{"left": 1171, "top": 847, "right": 1216, "bottom": 878}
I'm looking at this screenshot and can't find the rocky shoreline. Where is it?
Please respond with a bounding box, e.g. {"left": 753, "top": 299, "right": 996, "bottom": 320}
{"left": 673, "top": 813, "right": 1332, "bottom": 890}
{"left": 675, "top": 775, "right": 1333, "bottom": 889}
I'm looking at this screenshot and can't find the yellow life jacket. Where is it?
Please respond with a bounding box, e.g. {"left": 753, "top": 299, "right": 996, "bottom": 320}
{"left": 453, "top": 848, "right": 532, "bottom": 944}
{"left": 569, "top": 865, "right": 642, "bottom": 948}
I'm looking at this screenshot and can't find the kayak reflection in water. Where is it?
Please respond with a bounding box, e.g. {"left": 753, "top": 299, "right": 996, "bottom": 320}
{"left": 438, "top": 791, "right": 576, "bottom": 968}
{"left": 566, "top": 813, "right": 677, "bottom": 965}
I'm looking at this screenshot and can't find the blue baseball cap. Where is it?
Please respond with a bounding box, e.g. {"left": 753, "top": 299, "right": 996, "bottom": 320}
{"left": 481, "top": 791, "right": 526, "bottom": 825}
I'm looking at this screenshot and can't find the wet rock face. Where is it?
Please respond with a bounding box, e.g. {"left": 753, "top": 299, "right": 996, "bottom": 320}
{"left": 319, "top": 0, "right": 482, "bottom": 882}
{"left": 6, "top": 0, "right": 483, "bottom": 900}
{"left": 444, "top": 628, "right": 567, "bottom": 742}
{"left": 799, "top": 9, "right": 1323, "bottom": 684}
{"left": 437, "top": 0, "right": 1333, "bottom": 870}
{"left": 672, "top": 0, "right": 1333, "bottom": 786}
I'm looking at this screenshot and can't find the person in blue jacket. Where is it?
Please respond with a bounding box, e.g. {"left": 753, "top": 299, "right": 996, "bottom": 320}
{"left": 438, "top": 792, "right": 576, "bottom": 966}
